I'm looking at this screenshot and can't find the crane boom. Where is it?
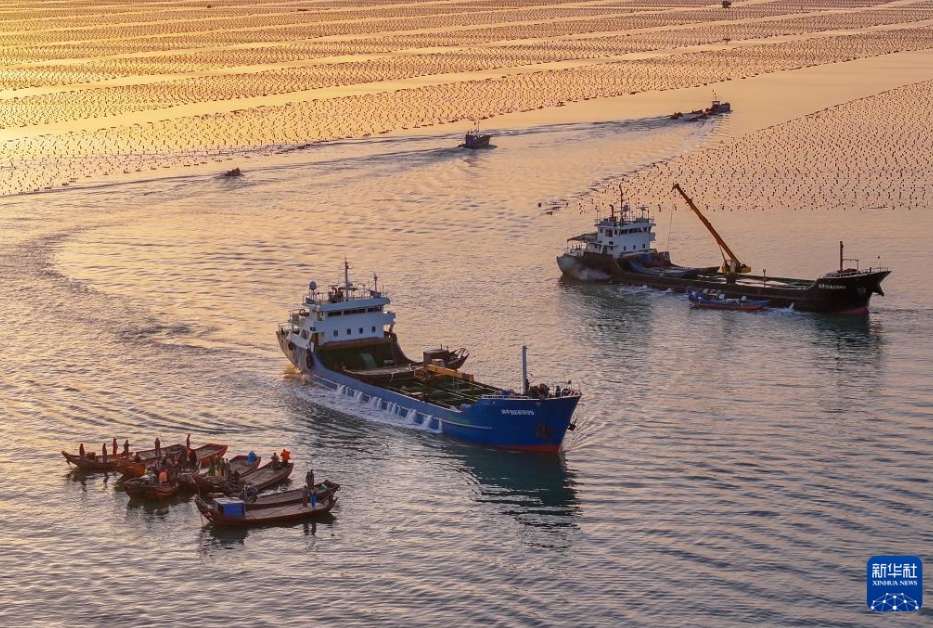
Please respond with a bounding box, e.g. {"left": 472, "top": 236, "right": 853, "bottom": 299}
{"left": 672, "top": 183, "right": 751, "bottom": 275}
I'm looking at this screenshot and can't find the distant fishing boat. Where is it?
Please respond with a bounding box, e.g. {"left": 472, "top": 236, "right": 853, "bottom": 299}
{"left": 557, "top": 183, "right": 890, "bottom": 315}
{"left": 460, "top": 122, "right": 492, "bottom": 149}
{"left": 276, "top": 263, "right": 581, "bottom": 452}
{"left": 672, "top": 97, "right": 731, "bottom": 120}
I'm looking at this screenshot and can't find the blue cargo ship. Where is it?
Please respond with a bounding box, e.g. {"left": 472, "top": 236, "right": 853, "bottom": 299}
{"left": 277, "top": 263, "right": 581, "bottom": 453}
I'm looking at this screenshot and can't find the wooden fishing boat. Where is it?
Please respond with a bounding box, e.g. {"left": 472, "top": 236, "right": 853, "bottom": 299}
{"left": 688, "top": 292, "right": 770, "bottom": 311}
{"left": 234, "top": 461, "right": 294, "bottom": 493}
{"left": 115, "top": 442, "right": 228, "bottom": 478}
{"left": 459, "top": 122, "right": 491, "bottom": 149}
{"left": 179, "top": 453, "right": 262, "bottom": 490}
{"left": 245, "top": 481, "right": 341, "bottom": 510}
{"left": 195, "top": 494, "right": 336, "bottom": 527}
{"left": 61, "top": 450, "right": 118, "bottom": 472}
{"left": 123, "top": 476, "right": 183, "bottom": 499}
{"left": 111, "top": 442, "right": 185, "bottom": 476}
{"left": 63, "top": 440, "right": 184, "bottom": 473}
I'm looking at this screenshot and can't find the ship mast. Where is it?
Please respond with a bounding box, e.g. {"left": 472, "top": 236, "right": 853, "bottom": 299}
{"left": 343, "top": 258, "right": 351, "bottom": 292}
{"left": 672, "top": 183, "right": 751, "bottom": 275}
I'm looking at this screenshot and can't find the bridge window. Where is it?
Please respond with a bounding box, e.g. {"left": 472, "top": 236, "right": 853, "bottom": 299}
{"left": 333, "top": 330, "right": 338, "bottom": 337}
{"left": 359, "top": 328, "right": 363, "bottom": 334}
{"left": 347, "top": 328, "right": 352, "bottom": 335}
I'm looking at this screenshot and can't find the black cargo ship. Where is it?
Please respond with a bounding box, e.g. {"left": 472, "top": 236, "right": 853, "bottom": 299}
{"left": 556, "top": 184, "right": 890, "bottom": 315}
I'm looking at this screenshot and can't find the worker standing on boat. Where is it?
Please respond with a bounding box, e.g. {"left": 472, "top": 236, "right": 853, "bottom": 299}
{"left": 78, "top": 443, "right": 85, "bottom": 459}
{"left": 271, "top": 451, "right": 280, "bottom": 470}
{"left": 306, "top": 468, "right": 315, "bottom": 489}
{"left": 154, "top": 437, "right": 161, "bottom": 459}
{"left": 101, "top": 443, "right": 108, "bottom": 464}
{"left": 280, "top": 448, "right": 291, "bottom": 465}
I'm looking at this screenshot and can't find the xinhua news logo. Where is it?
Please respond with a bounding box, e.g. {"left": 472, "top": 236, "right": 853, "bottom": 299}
{"left": 867, "top": 556, "right": 922, "bottom": 612}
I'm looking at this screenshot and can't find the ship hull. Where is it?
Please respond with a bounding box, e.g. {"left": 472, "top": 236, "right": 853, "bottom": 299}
{"left": 278, "top": 337, "right": 578, "bottom": 453}
{"left": 558, "top": 252, "right": 890, "bottom": 315}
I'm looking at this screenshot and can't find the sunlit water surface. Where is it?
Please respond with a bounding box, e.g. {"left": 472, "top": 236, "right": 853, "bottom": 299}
{"left": 1, "top": 116, "right": 931, "bottom": 627}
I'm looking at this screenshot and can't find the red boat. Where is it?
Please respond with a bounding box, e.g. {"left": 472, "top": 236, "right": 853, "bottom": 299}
{"left": 114, "top": 443, "right": 228, "bottom": 478}
{"left": 61, "top": 449, "right": 119, "bottom": 472}
{"left": 195, "top": 494, "right": 336, "bottom": 527}
{"left": 123, "top": 476, "right": 183, "bottom": 499}
{"left": 179, "top": 453, "right": 261, "bottom": 491}
{"left": 63, "top": 441, "right": 184, "bottom": 473}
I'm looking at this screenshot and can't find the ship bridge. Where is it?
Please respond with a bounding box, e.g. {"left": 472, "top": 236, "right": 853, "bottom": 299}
{"left": 567, "top": 205, "right": 656, "bottom": 258}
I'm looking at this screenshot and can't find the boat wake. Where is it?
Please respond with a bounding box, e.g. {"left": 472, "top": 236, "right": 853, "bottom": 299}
{"left": 294, "top": 382, "right": 444, "bottom": 435}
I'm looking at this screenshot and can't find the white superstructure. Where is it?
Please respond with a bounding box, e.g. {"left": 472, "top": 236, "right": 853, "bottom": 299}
{"left": 563, "top": 204, "right": 656, "bottom": 259}
{"left": 280, "top": 262, "right": 394, "bottom": 354}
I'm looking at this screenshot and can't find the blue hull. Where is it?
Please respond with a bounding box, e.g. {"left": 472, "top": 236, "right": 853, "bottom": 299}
{"left": 288, "top": 345, "right": 578, "bottom": 452}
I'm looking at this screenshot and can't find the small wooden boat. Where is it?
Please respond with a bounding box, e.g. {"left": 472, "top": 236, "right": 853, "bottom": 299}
{"left": 62, "top": 450, "right": 118, "bottom": 472}
{"left": 179, "top": 453, "right": 262, "bottom": 491}
{"left": 63, "top": 441, "right": 186, "bottom": 473}
{"left": 114, "top": 443, "right": 228, "bottom": 478}
{"left": 123, "top": 476, "right": 183, "bottom": 499}
{"left": 245, "top": 481, "right": 341, "bottom": 510}
{"left": 195, "top": 494, "right": 336, "bottom": 527}
{"left": 459, "top": 123, "right": 491, "bottom": 149}
{"left": 688, "top": 292, "right": 770, "bottom": 311}
{"left": 234, "top": 461, "right": 294, "bottom": 492}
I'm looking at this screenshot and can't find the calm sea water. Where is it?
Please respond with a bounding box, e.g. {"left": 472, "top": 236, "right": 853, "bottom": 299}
{"left": 1, "top": 109, "right": 931, "bottom": 627}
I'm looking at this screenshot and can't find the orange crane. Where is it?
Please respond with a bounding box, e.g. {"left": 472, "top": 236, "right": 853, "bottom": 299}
{"left": 672, "top": 183, "right": 751, "bottom": 275}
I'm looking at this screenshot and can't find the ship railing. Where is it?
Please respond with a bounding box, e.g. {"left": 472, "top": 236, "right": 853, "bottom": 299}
{"left": 822, "top": 265, "right": 889, "bottom": 278}
{"left": 304, "top": 288, "right": 387, "bottom": 305}
{"left": 483, "top": 383, "right": 582, "bottom": 400}
{"left": 564, "top": 240, "right": 589, "bottom": 254}
{"left": 566, "top": 233, "right": 596, "bottom": 245}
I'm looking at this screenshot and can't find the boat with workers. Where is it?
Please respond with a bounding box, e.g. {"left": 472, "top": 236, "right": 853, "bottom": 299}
{"left": 113, "top": 442, "right": 228, "bottom": 478}
{"left": 557, "top": 183, "right": 890, "bottom": 315}
{"left": 195, "top": 493, "right": 336, "bottom": 527}
{"left": 671, "top": 96, "right": 731, "bottom": 121}
{"left": 276, "top": 262, "right": 581, "bottom": 452}
{"left": 460, "top": 121, "right": 492, "bottom": 149}
{"left": 688, "top": 291, "right": 770, "bottom": 311}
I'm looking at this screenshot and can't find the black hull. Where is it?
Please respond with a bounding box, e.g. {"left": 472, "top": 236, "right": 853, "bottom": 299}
{"left": 559, "top": 252, "right": 890, "bottom": 314}
{"left": 461, "top": 134, "right": 491, "bottom": 149}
